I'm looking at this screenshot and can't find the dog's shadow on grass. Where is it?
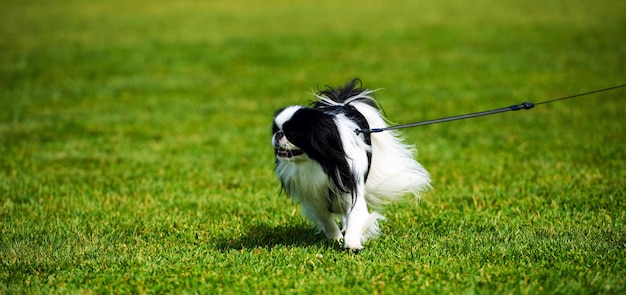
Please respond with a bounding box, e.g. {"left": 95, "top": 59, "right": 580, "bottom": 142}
{"left": 214, "top": 223, "right": 337, "bottom": 251}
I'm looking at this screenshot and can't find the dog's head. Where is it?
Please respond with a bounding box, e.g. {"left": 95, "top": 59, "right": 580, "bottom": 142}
{"left": 272, "top": 105, "right": 345, "bottom": 163}
{"left": 272, "top": 106, "right": 307, "bottom": 162}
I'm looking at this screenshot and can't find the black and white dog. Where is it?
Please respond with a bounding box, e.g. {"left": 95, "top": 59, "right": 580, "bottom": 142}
{"left": 271, "top": 79, "right": 430, "bottom": 250}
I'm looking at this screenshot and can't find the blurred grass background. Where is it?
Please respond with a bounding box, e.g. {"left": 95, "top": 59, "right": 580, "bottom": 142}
{"left": 1, "top": 0, "right": 625, "bottom": 293}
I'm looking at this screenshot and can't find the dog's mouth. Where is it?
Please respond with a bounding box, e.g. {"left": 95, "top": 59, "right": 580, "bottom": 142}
{"left": 275, "top": 147, "right": 304, "bottom": 158}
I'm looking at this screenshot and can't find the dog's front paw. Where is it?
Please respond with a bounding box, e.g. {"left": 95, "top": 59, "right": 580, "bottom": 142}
{"left": 343, "top": 240, "right": 363, "bottom": 252}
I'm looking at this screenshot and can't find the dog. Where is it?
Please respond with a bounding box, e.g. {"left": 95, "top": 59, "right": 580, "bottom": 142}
{"left": 271, "top": 79, "right": 430, "bottom": 250}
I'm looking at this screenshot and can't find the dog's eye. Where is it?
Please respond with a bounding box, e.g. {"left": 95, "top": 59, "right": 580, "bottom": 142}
{"left": 272, "top": 123, "right": 279, "bottom": 134}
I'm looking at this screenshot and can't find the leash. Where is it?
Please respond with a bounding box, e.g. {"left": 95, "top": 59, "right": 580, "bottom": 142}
{"left": 356, "top": 84, "right": 626, "bottom": 134}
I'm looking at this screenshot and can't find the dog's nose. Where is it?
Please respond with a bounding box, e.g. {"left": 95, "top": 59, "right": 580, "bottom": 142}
{"left": 275, "top": 131, "right": 284, "bottom": 141}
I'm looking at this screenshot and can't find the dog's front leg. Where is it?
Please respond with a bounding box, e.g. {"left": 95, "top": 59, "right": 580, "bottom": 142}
{"left": 301, "top": 202, "right": 343, "bottom": 242}
{"left": 317, "top": 213, "right": 343, "bottom": 243}
{"left": 343, "top": 195, "right": 369, "bottom": 251}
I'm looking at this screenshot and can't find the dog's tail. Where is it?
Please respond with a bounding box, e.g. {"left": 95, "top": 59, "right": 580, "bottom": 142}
{"left": 346, "top": 88, "right": 431, "bottom": 210}
{"left": 361, "top": 106, "right": 431, "bottom": 208}
{"left": 312, "top": 78, "right": 380, "bottom": 109}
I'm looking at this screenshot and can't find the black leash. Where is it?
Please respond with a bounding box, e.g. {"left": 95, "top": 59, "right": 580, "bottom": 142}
{"left": 356, "top": 84, "right": 626, "bottom": 134}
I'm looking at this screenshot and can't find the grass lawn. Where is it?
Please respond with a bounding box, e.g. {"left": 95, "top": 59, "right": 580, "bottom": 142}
{"left": 1, "top": 0, "right": 625, "bottom": 293}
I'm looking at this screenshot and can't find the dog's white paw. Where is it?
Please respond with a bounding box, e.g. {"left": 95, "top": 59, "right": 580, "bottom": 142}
{"left": 343, "top": 239, "right": 363, "bottom": 252}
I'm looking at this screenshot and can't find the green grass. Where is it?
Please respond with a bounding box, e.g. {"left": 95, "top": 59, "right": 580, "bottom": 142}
{"left": 1, "top": 0, "right": 625, "bottom": 293}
